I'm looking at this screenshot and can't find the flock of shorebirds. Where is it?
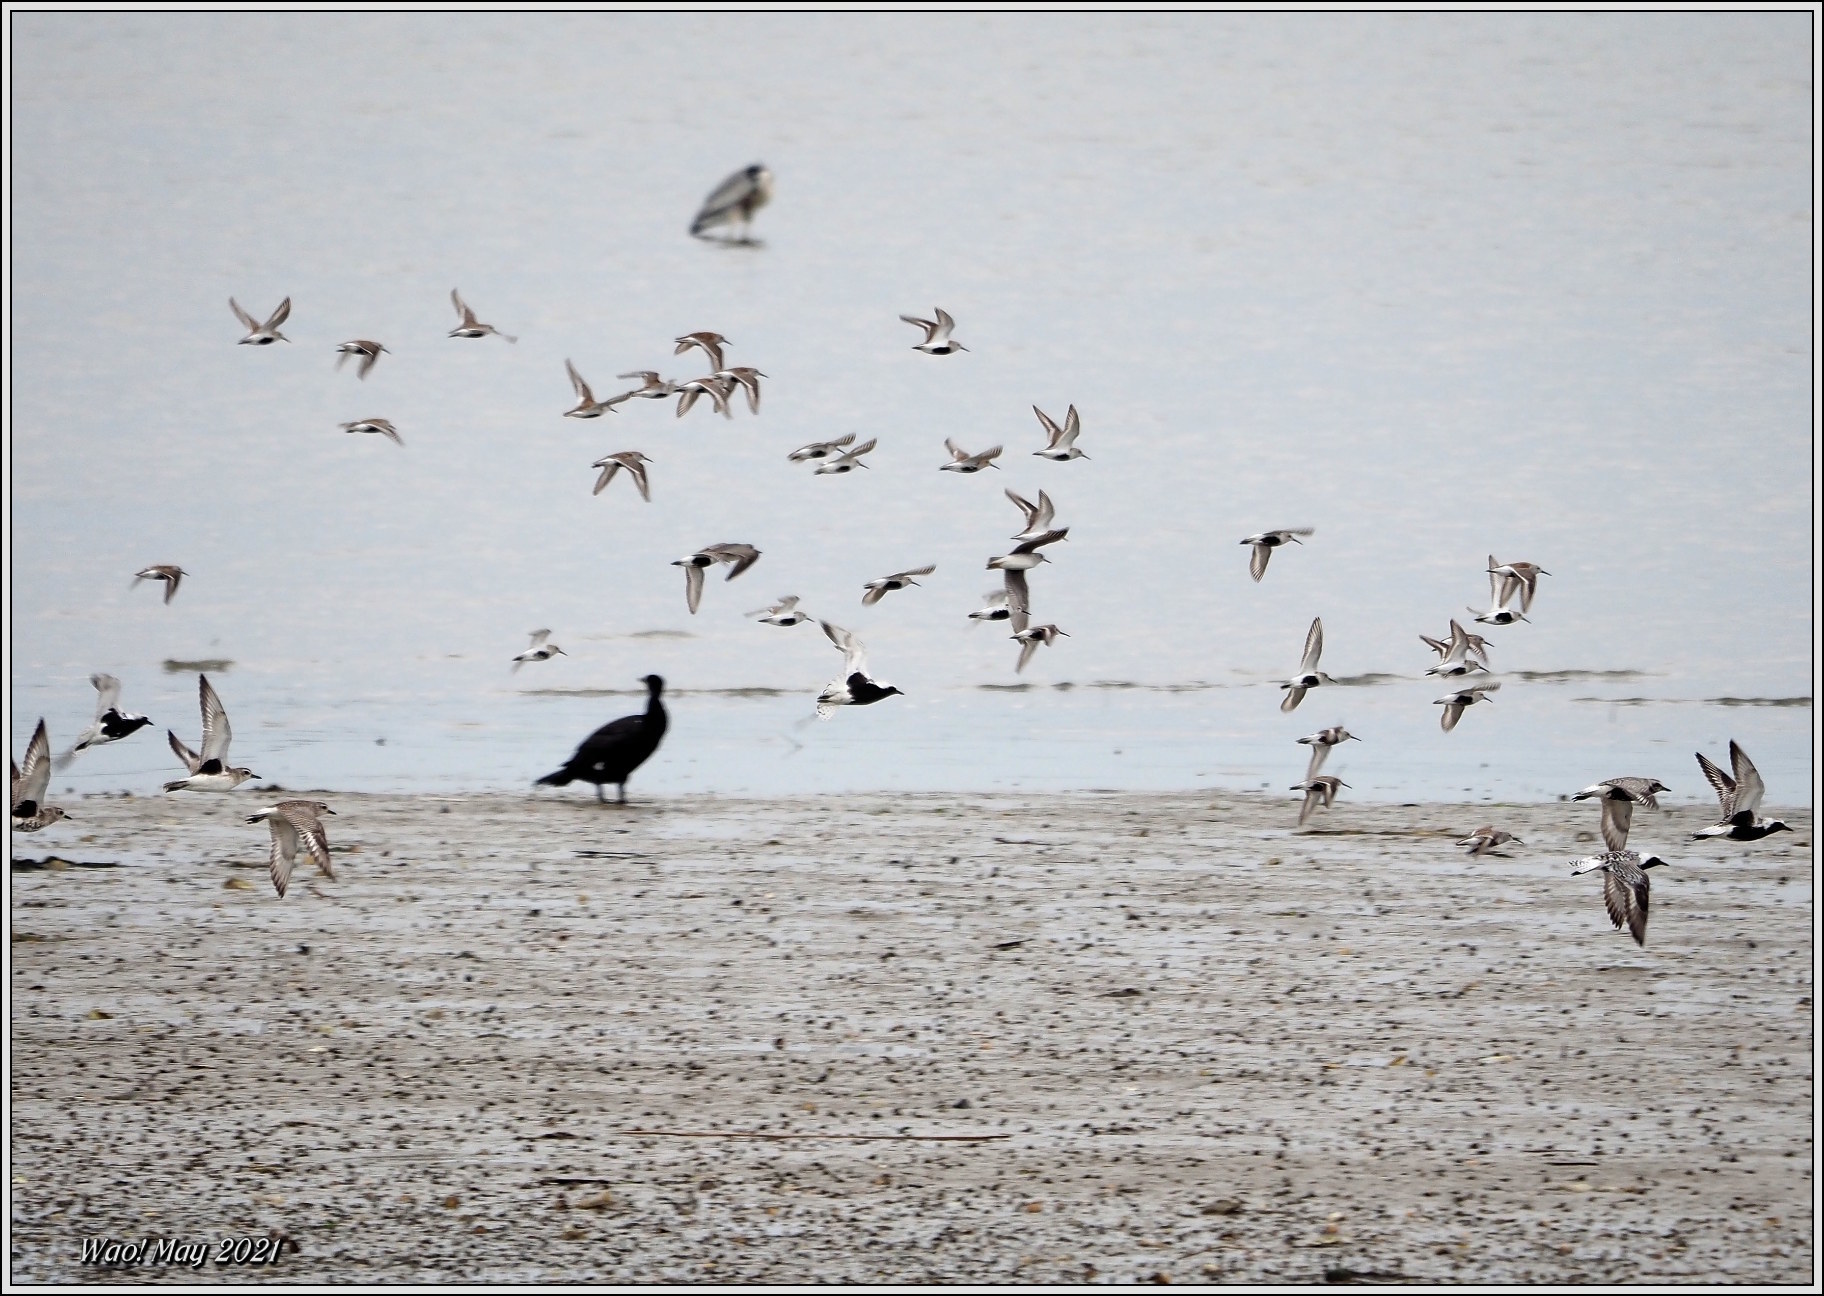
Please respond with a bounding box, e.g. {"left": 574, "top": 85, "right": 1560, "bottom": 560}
{"left": 11, "top": 165, "right": 1798, "bottom": 942}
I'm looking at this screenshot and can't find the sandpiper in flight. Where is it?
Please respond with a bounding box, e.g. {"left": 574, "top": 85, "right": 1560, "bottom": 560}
{"left": 1240, "top": 529, "right": 1312, "bottom": 582}
{"left": 1291, "top": 775, "right": 1348, "bottom": 827}
{"left": 512, "top": 629, "right": 567, "bottom": 672}
{"left": 230, "top": 296, "right": 290, "bottom": 344}
{"left": 1458, "top": 826, "right": 1524, "bottom": 857}
{"left": 341, "top": 418, "right": 403, "bottom": 446}
{"left": 813, "top": 437, "right": 878, "bottom": 474}
{"left": 564, "top": 360, "right": 622, "bottom": 418}
{"left": 789, "top": 433, "right": 856, "bottom": 463}
{"left": 862, "top": 565, "right": 936, "bottom": 606}
{"left": 1032, "top": 405, "right": 1088, "bottom": 461}
{"left": 448, "top": 289, "right": 516, "bottom": 343}
{"left": 133, "top": 565, "right": 187, "bottom": 605}
{"left": 334, "top": 339, "right": 388, "bottom": 379}
{"left": 1435, "top": 680, "right": 1499, "bottom": 732}
{"left": 941, "top": 440, "right": 1002, "bottom": 472}
{"left": 591, "top": 451, "right": 652, "bottom": 500}
{"left": 1278, "top": 617, "right": 1335, "bottom": 713}
{"left": 674, "top": 544, "right": 762, "bottom": 614}
{"left": 900, "top": 308, "right": 967, "bottom": 355}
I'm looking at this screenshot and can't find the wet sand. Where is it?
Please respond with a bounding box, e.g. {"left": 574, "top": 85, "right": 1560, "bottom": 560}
{"left": 9, "top": 790, "right": 1813, "bottom": 1283}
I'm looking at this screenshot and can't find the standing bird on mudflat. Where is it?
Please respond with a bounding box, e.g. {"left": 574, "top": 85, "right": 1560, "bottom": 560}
{"left": 164, "top": 674, "right": 259, "bottom": 792}
{"left": 448, "top": 289, "right": 516, "bottom": 343}
{"left": 1572, "top": 776, "right": 1669, "bottom": 853}
{"left": 815, "top": 622, "right": 903, "bottom": 719}
{"left": 230, "top": 296, "right": 290, "bottom": 345}
{"left": 1032, "top": 405, "right": 1088, "bottom": 461}
{"left": 690, "top": 164, "right": 772, "bottom": 243}
{"left": 1434, "top": 680, "right": 1499, "bottom": 733}
{"left": 335, "top": 339, "right": 388, "bottom": 379}
{"left": 55, "top": 673, "right": 152, "bottom": 769}
{"left": 862, "top": 565, "right": 935, "bottom": 606}
{"left": 133, "top": 565, "right": 187, "bottom": 605}
{"left": 1240, "top": 529, "right": 1312, "bottom": 583}
{"left": 1692, "top": 741, "right": 1790, "bottom": 842}
{"left": 1278, "top": 617, "right": 1335, "bottom": 713}
{"left": 674, "top": 544, "right": 761, "bottom": 615}
{"left": 591, "top": 451, "right": 652, "bottom": 501}
{"left": 537, "top": 675, "right": 669, "bottom": 804}
{"left": 1570, "top": 849, "right": 1669, "bottom": 946}
{"left": 12, "top": 719, "right": 69, "bottom": 833}
{"left": 248, "top": 800, "right": 336, "bottom": 898}
{"left": 901, "top": 308, "right": 967, "bottom": 355}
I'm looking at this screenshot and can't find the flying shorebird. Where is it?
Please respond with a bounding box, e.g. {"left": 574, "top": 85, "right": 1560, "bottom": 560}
{"left": 340, "top": 418, "right": 403, "bottom": 446}
{"left": 814, "top": 437, "right": 877, "bottom": 474}
{"left": 1570, "top": 849, "right": 1669, "bottom": 946}
{"left": 230, "top": 296, "right": 290, "bottom": 345}
{"left": 674, "top": 375, "right": 735, "bottom": 419}
{"left": 1422, "top": 621, "right": 1491, "bottom": 670}
{"left": 989, "top": 528, "right": 1070, "bottom": 634}
{"left": 564, "top": 360, "right": 622, "bottom": 418}
{"left": 1487, "top": 557, "right": 1549, "bottom": 613}
{"left": 815, "top": 621, "right": 903, "bottom": 718}
{"left": 1291, "top": 775, "right": 1348, "bottom": 827}
{"left": 591, "top": 451, "right": 652, "bottom": 500}
{"left": 941, "top": 439, "right": 1002, "bottom": 473}
{"left": 1434, "top": 680, "right": 1499, "bottom": 732}
{"left": 1032, "top": 405, "right": 1088, "bottom": 461}
{"left": 164, "top": 674, "right": 259, "bottom": 792}
{"left": 1297, "top": 726, "right": 1359, "bottom": 781}
{"left": 55, "top": 673, "right": 153, "bottom": 769}
{"left": 1278, "top": 617, "right": 1335, "bottom": 713}
{"left": 900, "top": 308, "right": 967, "bottom": 355}
{"left": 1240, "top": 529, "right": 1313, "bottom": 583}
{"left": 11, "top": 719, "right": 69, "bottom": 833}
{"left": 689, "top": 164, "right": 773, "bottom": 243}
{"left": 334, "top": 339, "right": 388, "bottom": 379}
{"left": 1423, "top": 619, "right": 1491, "bottom": 678}
{"left": 1469, "top": 556, "right": 1528, "bottom": 626}
{"left": 1458, "top": 826, "right": 1524, "bottom": 857}
{"left": 711, "top": 367, "right": 766, "bottom": 414}
{"left": 1572, "top": 776, "right": 1670, "bottom": 853}
{"left": 1692, "top": 741, "right": 1791, "bottom": 842}
{"left": 862, "top": 565, "right": 936, "bottom": 606}
{"left": 616, "top": 371, "right": 677, "bottom": 402}
{"left": 751, "top": 596, "right": 811, "bottom": 627}
{"left": 1004, "top": 488, "right": 1056, "bottom": 541}
{"left": 132, "top": 565, "right": 187, "bottom": 604}
{"left": 448, "top": 289, "right": 516, "bottom": 343}
{"left": 247, "top": 800, "right": 336, "bottom": 898}
{"left": 1012, "top": 623, "right": 1068, "bottom": 673}
{"left": 789, "top": 433, "right": 856, "bottom": 462}
{"left": 674, "top": 332, "right": 729, "bottom": 372}
{"left": 673, "top": 543, "right": 762, "bottom": 614}
{"left": 512, "top": 629, "right": 567, "bottom": 673}
{"left": 968, "top": 589, "right": 1015, "bottom": 624}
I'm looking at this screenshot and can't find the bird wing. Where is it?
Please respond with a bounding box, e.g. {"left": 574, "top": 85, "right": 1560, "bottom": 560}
{"left": 1304, "top": 742, "right": 1330, "bottom": 782}
{"left": 1249, "top": 543, "right": 1269, "bottom": 583}
{"left": 1298, "top": 618, "right": 1324, "bottom": 675}
{"left": 1002, "top": 568, "right": 1031, "bottom": 617}
{"left": 1004, "top": 488, "right": 1037, "bottom": 522}
{"left": 567, "top": 359, "right": 593, "bottom": 402}
{"left": 1695, "top": 750, "right": 1736, "bottom": 818}
{"left": 848, "top": 437, "right": 878, "bottom": 461}
{"left": 268, "top": 817, "right": 299, "bottom": 897}
{"left": 978, "top": 445, "right": 1003, "bottom": 464}
{"left": 265, "top": 297, "right": 291, "bottom": 330}
{"left": 709, "top": 544, "right": 761, "bottom": 579}
{"left": 1032, "top": 406, "right": 1063, "bottom": 447}
{"left": 91, "top": 673, "right": 123, "bottom": 718}
{"left": 820, "top": 621, "right": 868, "bottom": 678}
{"left": 528, "top": 629, "right": 551, "bottom": 648}
{"left": 1439, "top": 700, "right": 1463, "bottom": 732}
{"left": 161, "top": 568, "right": 182, "bottom": 603}
{"left": 1280, "top": 685, "right": 1307, "bottom": 714}
{"left": 1059, "top": 406, "right": 1081, "bottom": 447}
{"left": 1297, "top": 784, "right": 1322, "bottom": 826}
{"left": 900, "top": 565, "right": 936, "bottom": 579}
{"left": 1599, "top": 799, "right": 1634, "bottom": 853}
{"left": 945, "top": 438, "right": 965, "bottom": 460}
{"left": 684, "top": 564, "right": 704, "bottom": 615}
{"left": 451, "top": 289, "right": 473, "bottom": 324}
{"left": 198, "top": 675, "right": 232, "bottom": 763}
{"left": 592, "top": 460, "right": 622, "bottom": 495}
{"left": 900, "top": 314, "right": 936, "bottom": 340}
{"left": 934, "top": 307, "right": 957, "bottom": 337}
{"left": 626, "top": 457, "right": 652, "bottom": 502}
{"left": 1016, "top": 636, "right": 1040, "bottom": 674}
{"left": 283, "top": 804, "right": 335, "bottom": 879}
{"left": 1011, "top": 527, "right": 1069, "bottom": 555}
{"left": 229, "top": 297, "right": 258, "bottom": 331}
{"left": 168, "top": 729, "right": 202, "bottom": 775}
{"left": 861, "top": 582, "right": 888, "bottom": 606}
{"left": 15, "top": 719, "right": 51, "bottom": 809}
{"left": 1728, "top": 741, "right": 1765, "bottom": 817}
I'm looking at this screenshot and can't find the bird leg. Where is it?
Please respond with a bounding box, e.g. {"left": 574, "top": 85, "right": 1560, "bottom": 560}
{"left": 595, "top": 785, "right": 606, "bottom": 804}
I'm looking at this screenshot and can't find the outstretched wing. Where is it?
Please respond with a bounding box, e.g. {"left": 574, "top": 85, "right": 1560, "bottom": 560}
{"left": 14, "top": 719, "right": 51, "bottom": 808}
{"left": 567, "top": 359, "right": 593, "bottom": 402}
{"left": 820, "top": 621, "right": 868, "bottom": 678}
{"left": 198, "top": 675, "right": 232, "bottom": 763}
{"left": 229, "top": 297, "right": 258, "bottom": 331}
{"left": 1599, "top": 799, "right": 1634, "bottom": 853}
{"left": 1298, "top": 618, "right": 1324, "bottom": 675}
{"left": 683, "top": 564, "right": 704, "bottom": 615}
{"left": 1249, "top": 543, "right": 1269, "bottom": 583}
{"left": 264, "top": 297, "right": 291, "bottom": 330}
{"left": 1728, "top": 741, "right": 1765, "bottom": 818}
{"left": 168, "top": 729, "right": 202, "bottom": 775}
{"left": 1695, "top": 749, "right": 1736, "bottom": 819}
{"left": 91, "top": 673, "right": 123, "bottom": 718}
{"left": 1032, "top": 406, "right": 1063, "bottom": 447}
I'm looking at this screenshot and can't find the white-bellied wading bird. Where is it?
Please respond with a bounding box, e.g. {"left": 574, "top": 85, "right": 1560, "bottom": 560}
{"left": 1032, "top": 405, "right": 1088, "bottom": 461}
{"left": 1422, "top": 622, "right": 1490, "bottom": 670}
{"left": 711, "top": 367, "right": 766, "bottom": 414}
{"left": 941, "top": 439, "right": 1002, "bottom": 473}
{"left": 591, "top": 451, "right": 652, "bottom": 500}
{"left": 1570, "top": 849, "right": 1668, "bottom": 946}
{"left": 512, "top": 629, "right": 567, "bottom": 673}
{"left": 334, "top": 339, "right": 387, "bottom": 379}
{"left": 616, "top": 371, "right": 677, "bottom": 402}
{"left": 164, "top": 675, "right": 259, "bottom": 792}
{"left": 1470, "top": 556, "right": 1528, "bottom": 626}
{"left": 862, "top": 565, "right": 936, "bottom": 606}
{"left": 55, "top": 674, "right": 153, "bottom": 769}
{"left": 901, "top": 308, "right": 967, "bottom": 354}
{"left": 789, "top": 433, "right": 855, "bottom": 463}
{"left": 1240, "top": 529, "right": 1312, "bottom": 582}
{"left": 1291, "top": 775, "right": 1348, "bottom": 827}
{"left": 1434, "top": 680, "right": 1499, "bottom": 732}
{"left": 969, "top": 589, "right": 1014, "bottom": 624}
{"left": 248, "top": 800, "right": 336, "bottom": 898}
{"left": 1423, "top": 619, "right": 1491, "bottom": 678}
{"left": 341, "top": 418, "right": 403, "bottom": 446}
{"left": 1297, "top": 726, "right": 1359, "bottom": 781}
{"left": 690, "top": 164, "right": 773, "bottom": 243}
{"left": 564, "top": 360, "right": 622, "bottom": 418}
{"left": 12, "top": 719, "right": 68, "bottom": 832}
{"left": 448, "top": 289, "right": 516, "bottom": 343}
{"left": 1572, "top": 776, "right": 1669, "bottom": 853}
{"left": 815, "top": 622, "right": 903, "bottom": 719}
{"left": 751, "top": 596, "right": 811, "bottom": 627}
{"left": 537, "top": 675, "right": 669, "bottom": 803}
{"left": 1004, "top": 488, "right": 1056, "bottom": 541}
{"left": 1692, "top": 741, "right": 1790, "bottom": 842}
{"left": 1458, "top": 826, "right": 1523, "bottom": 857}
{"left": 989, "top": 527, "right": 1070, "bottom": 634}
{"left": 132, "top": 565, "right": 187, "bottom": 605}
{"left": 674, "top": 375, "right": 735, "bottom": 420}
{"left": 230, "top": 296, "right": 290, "bottom": 345}
{"left": 1487, "top": 557, "right": 1549, "bottom": 613}
{"left": 813, "top": 437, "right": 877, "bottom": 475}
{"left": 1278, "top": 617, "right": 1335, "bottom": 713}
{"left": 674, "top": 332, "right": 729, "bottom": 373}
{"left": 674, "top": 544, "right": 762, "bottom": 615}
{"left": 1012, "top": 623, "right": 1068, "bottom": 673}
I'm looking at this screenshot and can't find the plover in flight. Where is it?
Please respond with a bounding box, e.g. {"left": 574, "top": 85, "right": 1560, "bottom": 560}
{"left": 512, "top": 629, "right": 567, "bottom": 673}
{"left": 989, "top": 528, "right": 1069, "bottom": 633}
{"left": 1692, "top": 741, "right": 1791, "bottom": 842}
{"left": 1434, "top": 680, "right": 1499, "bottom": 732}
{"left": 674, "top": 375, "right": 735, "bottom": 419}
{"left": 1570, "top": 849, "right": 1669, "bottom": 946}
{"left": 1240, "top": 529, "right": 1313, "bottom": 583}
{"left": 340, "top": 418, "right": 403, "bottom": 446}
{"left": 862, "top": 565, "right": 936, "bottom": 606}
{"left": 690, "top": 164, "right": 773, "bottom": 243}
{"left": 132, "top": 565, "right": 187, "bottom": 605}
{"left": 564, "top": 360, "right": 622, "bottom": 418}
{"left": 538, "top": 675, "right": 669, "bottom": 803}
{"left": 1458, "top": 826, "right": 1524, "bottom": 857}
{"left": 900, "top": 308, "right": 967, "bottom": 355}
{"left": 674, "top": 543, "right": 761, "bottom": 615}
{"left": 1572, "top": 776, "right": 1669, "bottom": 853}
{"left": 751, "top": 596, "right": 811, "bottom": 627}
{"left": 1004, "top": 488, "right": 1056, "bottom": 541}
{"left": 334, "top": 339, "right": 388, "bottom": 379}
{"left": 1291, "top": 775, "right": 1348, "bottom": 827}
{"left": 1012, "top": 623, "right": 1068, "bottom": 673}
{"left": 591, "top": 451, "right": 652, "bottom": 500}
{"left": 230, "top": 296, "right": 291, "bottom": 345}
{"left": 1470, "top": 557, "right": 1529, "bottom": 626}
{"left": 1032, "top": 405, "right": 1088, "bottom": 461}
{"left": 1423, "top": 619, "right": 1491, "bottom": 678}
{"left": 674, "top": 332, "right": 729, "bottom": 373}
{"left": 248, "top": 800, "right": 336, "bottom": 898}
{"left": 448, "top": 289, "right": 516, "bottom": 343}
{"left": 813, "top": 437, "right": 877, "bottom": 474}
{"left": 711, "top": 367, "right": 767, "bottom": 414}
{"left": 1297, "top": 725, "right": 1359, "bottom": 780}
{"left": 1279, "top": 617, "right": 1335, "bottom": 713}
{"left": 815, "top": 621, "right": 903, "bottom": 718}
{"left": 1422, "top": 621, "right": 1491, "bottom": 670}
{"left": 11, "top": 719, "right": 68, "bottom": 833}
{"left": 941, "top": 439, "right": 1002, "bottom": 472}
{"left": 616, "top": 371, "right": 678, "bottom": 402}
{"left": 789, "top": 433, "right": 856, "bottom": 463}
{"left": 164, "top": 674, "right": 259, "bottom": 792}
{"left": 55, "top": 673, "right": 153, "bottom": 769}
{"left": 1487, "top": 557, "right": 1549, "bottom": 613}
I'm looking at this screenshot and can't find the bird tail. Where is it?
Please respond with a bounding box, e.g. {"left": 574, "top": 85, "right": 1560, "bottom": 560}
{"left": 536, "top": 768, "right": 574, "bottom": 787}
{"left": 162, "top": 778, "right": 188, "bottom": 793}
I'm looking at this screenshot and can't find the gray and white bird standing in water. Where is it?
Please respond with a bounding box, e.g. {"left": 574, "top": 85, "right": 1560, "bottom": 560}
{"left": 1291, "top": 775, "right": 1348, "bottom": 827}
{"left": 164, "top": 674, "right": 259, "bottom": 792}
{"left": 1458, "top": 826, "right": 1524, "bottom": 857}
{"left": 334, "top": 339, "right": 388, "bottom": 379}
{"left": 815, "top": 622, "right": 903, "bottom": 719}
{"left": 1434, "top": 680, "right": 1499, "bottom": 733}
{"left": 1240, "top": 529, "right": 1313, "bottom": 583}
{"left": 900, "top": 308, "right": 967, "bottom": 354}
{"left": 1296, "top": 725, "right": 1358, "bottom": 781}
{"left": 1570, "top": 849, "right": 1669, "bottom": 946}
{"left": 591, "top": 451, "right": 652, "bottom": 501}
{"left": 247, "top": 800, "right": 336, "bottom": 898}
{"left": 340, "top": 418, "right": 403, "bottom": 446}
{"left": 12, "top": 720, "right": 69, "bottom": 833}
{"left": 1031, "top": 405, "right": 1088, "bottom": 460}
{"left": 511, "top": 629, "right": 567, "bottom": 673}
{"left": 690, "top": 165, "right": 773, "bottom": 243}
{"left": 55, "top": 673, "right": 153, "bottom": 769}
{"left": 448, "top": 289, "right": 516, "bottom": 343}
{"left": 537, "top": 675, "right": 669, "bottom": 803}
{"left": 564, "top": 360, "right": 623, "bottom": 418}
{"left": 1692, "top": 741, "right": 1791, "bottom": 842}
{"left": 862, "top": 565, "right": 935, "bottom": 606}
{"left": 1572, "top": 775, "right": 1669, "bottom": 853}
{"left": 940, "top": 439, "right": 1002, "bottom": 473}
{"left": 674, "top": 544, "right": 762, "bottom": 614}
{"left": 230, "top": 296, "right": 290, "bottom": 344}
{"left": 133, "top": 565, "right": 187, "bottom": 604}
{"left": 1278, "top": 617, "right": 1335, "bottom": 713}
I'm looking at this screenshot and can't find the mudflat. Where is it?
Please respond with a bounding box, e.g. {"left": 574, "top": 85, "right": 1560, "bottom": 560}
{"left": 9, "top": 790, "right": 1813, "bottom": 1283}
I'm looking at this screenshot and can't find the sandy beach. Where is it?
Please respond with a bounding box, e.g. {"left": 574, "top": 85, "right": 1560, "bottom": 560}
{"left": 8, "top": 789, "right": 1813, "bottom": 1283}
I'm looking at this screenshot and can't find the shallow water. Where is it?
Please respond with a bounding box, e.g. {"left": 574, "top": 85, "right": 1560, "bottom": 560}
{"left": 8, "top": 13, "right": 1814, "bottom": 805}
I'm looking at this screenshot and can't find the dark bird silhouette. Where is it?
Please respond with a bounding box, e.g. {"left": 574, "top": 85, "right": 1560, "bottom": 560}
{"left": 536, "top": 675, "right": 668, "bottom": 804}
